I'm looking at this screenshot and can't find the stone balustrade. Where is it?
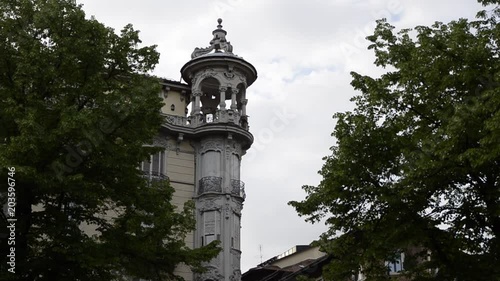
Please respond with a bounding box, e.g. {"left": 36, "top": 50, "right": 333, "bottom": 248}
{"left": 163, "top": 110, "right": 249, "bottom": 130}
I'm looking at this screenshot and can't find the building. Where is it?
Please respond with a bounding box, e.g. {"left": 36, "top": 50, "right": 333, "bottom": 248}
{"left": 242, "top": 245, "right": 330, "bottom": 281}
{"left": 145, "top": 19, "right": 257, "bottom": 281}
{"left": 242, "top": 245, "right": 408, "bottom": 281}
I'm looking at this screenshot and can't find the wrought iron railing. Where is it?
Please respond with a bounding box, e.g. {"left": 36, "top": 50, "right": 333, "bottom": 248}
{"left": 142, "top": 171, "right": 169, "bottom": 183}
{"left": 230, "top": 179, "right": 246, "bottom": 198}
{"left": 198, "top": 176, "right": 223, "bottom": 195}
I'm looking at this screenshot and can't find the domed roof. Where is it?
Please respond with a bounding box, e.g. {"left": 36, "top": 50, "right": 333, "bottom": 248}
{"left": 181, "top": 19, "right": 257, "bottom": 86}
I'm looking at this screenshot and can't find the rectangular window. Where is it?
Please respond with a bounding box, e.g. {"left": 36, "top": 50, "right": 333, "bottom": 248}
{"left": 140, "top": 150, "right": 166, "bottom": 179}
{"left": 387, "top": 252, "right": 404, "bottom": 274}
{"left": 152, "top": 152, "right": 160, "bottom": 173}
{"left": 201, "top": 151, "right": 221, "bottom": 177}
{"left": 232, "top": 214, "right": 240, "bottom": 250}
{"left": 231, "top": 154, "right": 240, "bottom": 179}
{"left": 202, "top": 211, "right": 219, "bottom": 246}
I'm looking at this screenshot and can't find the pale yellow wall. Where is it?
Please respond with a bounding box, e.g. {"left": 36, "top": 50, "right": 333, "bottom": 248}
{"left": 168, "top": 139, "right": 196, "bottom": 281}
{"left": 271, "top": 246, "right": 326, "bottom": 269}
{"left": 161, "top": 89, "right": 188, "bottom": 116}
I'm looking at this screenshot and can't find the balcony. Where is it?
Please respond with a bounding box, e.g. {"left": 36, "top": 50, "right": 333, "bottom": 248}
{"left": 163, "top": 114, "right": 190, "bottom": 126}
{"left": 198, "top": 176, "right": 223, "bottom": 195}
{"left": 230, "top": 179, "right": 246, "bottom": 199}
{"left": 142, "top": 171, "right": 169, "bottom": 183}
{"left": 163, "top": 111, "right": 249, "bottom": 130}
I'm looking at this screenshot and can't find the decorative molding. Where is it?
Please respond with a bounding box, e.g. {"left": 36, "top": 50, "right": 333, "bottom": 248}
{"left": 223, "top": 139, "right": 241, "bottom": 157}
{"left": 192, "top": 68, "right": 219, "bottom": 90}
{"left": 224, "top": 201, "right": 230, "bottom": 219}
{"left": 232, "top": 204, "right": 243, "bottom": 215}
{"left": 191, "top": 18, "right": 234, "bottom": 59}
{"left": 191, "top": 45, "right": 215, "bottom": 59}
{"left": 192, "top": 90, "right": 204, "bottom": 97}
{"left": 152, "top": 136, "right": 169, "bottom": 148}
{"left": 230, "top": 270, "right": 242, "bottom": 281}
{"left": 224, "top": 71, "right": 235, "bottom": 79}
{"left": 198, "top": 198, "right": 219, "bottom": 212}
{"left": 197, "top": 267, "right": 224, "bottom": 281}
{"left": 200, "top": 140, "right": 224, "bottom": 154}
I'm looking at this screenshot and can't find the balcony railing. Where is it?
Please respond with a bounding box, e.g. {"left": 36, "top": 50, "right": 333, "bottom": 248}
{"left": 230, "top": 179, "right": 246, "bottom": 199}
{"left": 198, "top": 176, "right": 223, "bottom": 195}
{"left": 163, "top": 111, "right": 249, "bottom": 130}
{"left": 164, "top": 114, "right": 190, "bottom": 126}
{"left": 142, "top": 171, "right": 169, "bottom": 183}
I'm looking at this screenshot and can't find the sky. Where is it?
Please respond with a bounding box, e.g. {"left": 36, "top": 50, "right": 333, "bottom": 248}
{"left": 77, "top": 0, "right": 485, "bottom": 272}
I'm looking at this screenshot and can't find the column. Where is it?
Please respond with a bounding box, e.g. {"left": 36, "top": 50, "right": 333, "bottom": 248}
{"left": 190, "top": 95, "right": 196, "bottom": 116}
{"left": 230, "top": 89, "right": 238, "bottom": 110}
{"left": 193, "top": 91, "right": 202, "bottom": 115}
{"left": 219, "top": 87, "right": 227, "bottom": 110}
{"left": 241, "top": 99, "right": 248, "bottom": 116}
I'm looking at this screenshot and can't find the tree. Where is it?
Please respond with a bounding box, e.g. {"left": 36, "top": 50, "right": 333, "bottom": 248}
{"left": 0, "top": 0, "right": 219, "bottom": 280}
{"left": 290, "top": 1, "right": 500, "bottom": 280}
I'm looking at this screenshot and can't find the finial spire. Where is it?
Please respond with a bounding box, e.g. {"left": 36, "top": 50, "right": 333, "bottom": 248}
{"left": 191, "top": 18, "right": 234, "bottom": 59}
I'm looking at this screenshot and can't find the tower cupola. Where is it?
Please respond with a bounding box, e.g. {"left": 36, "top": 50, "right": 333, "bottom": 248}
{"left": 181, "top": 19, "right": 257, "bottom": 133}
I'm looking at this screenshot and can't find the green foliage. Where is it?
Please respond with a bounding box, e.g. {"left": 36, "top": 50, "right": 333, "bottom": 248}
{"left": 290, "top": 3, "right": 500, "bottom": 281}
{"left": 0, "top": 0, "right": 219, "bottom": 280}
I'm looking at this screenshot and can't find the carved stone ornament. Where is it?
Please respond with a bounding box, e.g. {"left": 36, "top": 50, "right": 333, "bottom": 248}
{"left": 191, "top": 45, "right": 215, "bottom": 59}
{"left": 198, "top": 198, "right": 219, "bottom": 212}
{"left": 200, "top": 140, "right": 224, "bottom": 154}
{"left": 192, "top": 68, "right": 219, "bottom": 90}
{"left": 227, "top": 140, "right": 242, "bottom": 156}
{"left": 191, "top": 18, "right": 234, "bottom": 59}
{"left": 224, "top": 71, "right": 235, "bottom": 79}
{"left": 152, "top": 136, "right": 169, "bottom": 148}
{"left": 197, "top": 267, "right": 224, "bottom": 281}
{"left": 232, "top": 203, "right": 243, "bottom": 215}
{"left": 192, "top": 90, "right": 204, "bottom": 97}
{"left": 230, "top": 270, "right": 242, "bottom": 281}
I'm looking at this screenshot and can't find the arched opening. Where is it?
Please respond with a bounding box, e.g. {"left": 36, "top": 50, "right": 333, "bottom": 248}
{"left": 199, "top": 77, "right": 222, "bottom": 123}
{"left": 236, "top": 83, "right": 248, "bottom": 128}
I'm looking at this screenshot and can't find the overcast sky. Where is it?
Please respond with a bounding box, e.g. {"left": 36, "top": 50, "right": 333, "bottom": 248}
{"left": 77, "top": 0, "right": 484, "bottom": 272}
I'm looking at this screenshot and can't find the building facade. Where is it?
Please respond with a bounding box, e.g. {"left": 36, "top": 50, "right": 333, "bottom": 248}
{"left": 150, "top": 19, "right": 257, "bottom": 281}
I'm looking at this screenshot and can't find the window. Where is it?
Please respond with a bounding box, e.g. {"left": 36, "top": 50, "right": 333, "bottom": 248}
{"left": 201, "top": 151, "right": 220, "bottom": 177}
{"left": 140, "top": 150, "right": 166, "bottom": 179}
{"left": 202, "top": 211, "right": 220, "bottom": 246}
{"left": 387, "top": 252, "right": 404, "bottom": 274}
{"left": 231, "top": 154, "right": 240, "bottom": 179}
{"left": 231, "top": 214, "right": 240, "bottom": 250}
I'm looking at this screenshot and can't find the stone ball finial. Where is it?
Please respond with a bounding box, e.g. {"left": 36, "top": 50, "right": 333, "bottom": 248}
{"left": 217, "top": 18, "right": 223, "bottom": 29}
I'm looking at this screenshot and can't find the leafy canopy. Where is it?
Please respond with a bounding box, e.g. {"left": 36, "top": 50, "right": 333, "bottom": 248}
{"left": 0, "top": 0, "right": 219, "bottom": 280}
{"left": 290, "top": 1, "right": 500, "bottom": 281}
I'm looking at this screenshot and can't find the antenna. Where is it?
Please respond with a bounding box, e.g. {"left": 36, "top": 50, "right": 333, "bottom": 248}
{"left": 259, "top": 244, "right": 263, "bottom": 264}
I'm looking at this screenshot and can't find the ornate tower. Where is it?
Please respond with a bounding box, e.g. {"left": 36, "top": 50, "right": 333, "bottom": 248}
{"left": 176, "top": 19, "right": 257, "bottom": 281}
